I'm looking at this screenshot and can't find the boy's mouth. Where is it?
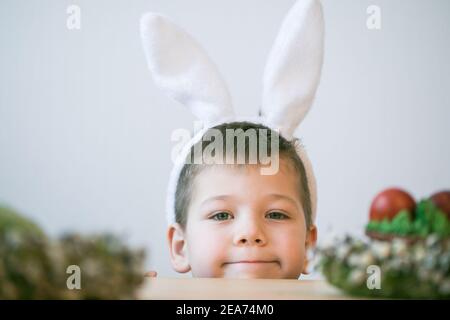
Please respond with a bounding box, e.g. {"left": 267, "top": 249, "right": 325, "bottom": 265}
{"left": 223, "top": 260, "right": 280, "bottom": 266}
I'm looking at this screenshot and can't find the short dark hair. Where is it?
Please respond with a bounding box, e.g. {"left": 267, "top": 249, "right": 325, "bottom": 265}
{"left": 174, "top": 121, "right": 312, "bottom": 228}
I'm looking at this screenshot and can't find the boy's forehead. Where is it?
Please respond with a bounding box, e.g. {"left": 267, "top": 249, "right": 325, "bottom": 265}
{"left": 197, "top": 156, "right": 295, "bottom": 175}
{"left": 190, "top": 159, "right": 300, "bottom": 202}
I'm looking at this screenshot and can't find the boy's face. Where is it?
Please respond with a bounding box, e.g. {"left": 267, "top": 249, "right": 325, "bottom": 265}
{"left": 168, "top": 158, "right": 316, "bottom": 279}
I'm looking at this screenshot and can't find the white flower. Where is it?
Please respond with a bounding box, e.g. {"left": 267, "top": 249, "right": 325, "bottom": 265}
{"left": 391, "top": 239, "right": 408, "bottom": 257}
{"left": 413, "top": 246, "right": 426, "bottom": 262}
{"left": 385, "top": 256, "right": 409, "bottom": 271}
{"left": 426, "top": 234, "right": 440, "bottom": 248}
{"left": 348, "top": 269, "right": 366, "bottom": 285}
{"left": 371, "top": 241, "right": 391, "bottom": 259}
{"left": 347, "top": 252, "right": 375, "bottom": 267}
{"left": 423, "top": 255, "right": 437, "bottom": 270}
{"left": 439, "top": 253, "right": 450, "bottom": 269}
{"left": 319, "top": 235, "right": 337, "bottom": 249}
{"left": 360, "top": 251, "right": 375, "bottom": 266}
{"left": 336, "top": 244, "right": 351, "bottom": 260}
{"left": 348, "top": 254, "right": 361, "bottom": 267}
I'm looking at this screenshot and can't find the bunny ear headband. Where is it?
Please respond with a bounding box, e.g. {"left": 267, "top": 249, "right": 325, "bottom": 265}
{"left": 140, "top": 0, "right": 324, "bottom": 225}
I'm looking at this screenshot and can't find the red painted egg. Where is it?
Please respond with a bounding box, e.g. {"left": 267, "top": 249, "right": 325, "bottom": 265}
{"left": 430, "top": 190, "right": 450, "bottom": 218}
{"left": 369, "top": 188, "right": 416, "bottom": 221}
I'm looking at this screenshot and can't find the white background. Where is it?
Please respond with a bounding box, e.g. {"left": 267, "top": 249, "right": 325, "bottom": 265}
{"left": 1, "top": 0, "right": 449, "bottom": 277}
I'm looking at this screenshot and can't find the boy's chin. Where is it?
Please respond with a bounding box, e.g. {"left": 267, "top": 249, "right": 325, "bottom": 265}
{"left": 191, "top": 264, "right": 301, "bottom": 279}
{"left": 220, "top": 260, "right": 285, "bottom": 279}
{"left": 221, "top": 269, "right": 287, "bottom": 279}
{"left": 225, "top": 273, "right": 278, "bottom": 279}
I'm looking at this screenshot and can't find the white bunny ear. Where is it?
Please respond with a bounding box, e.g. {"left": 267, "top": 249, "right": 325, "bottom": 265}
{"left": 140, "top": 12, "right": 234, "bottom": 126}
{"left": 261, "top": 0, "right": 324, "bottom": 139}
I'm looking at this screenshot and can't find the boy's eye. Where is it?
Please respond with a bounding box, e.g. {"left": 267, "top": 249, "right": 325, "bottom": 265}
{"left": 210, "top": 212, "right": 233, "bottom": 221}
{"left": 266, "top": 211, "right": 289, "bottom": 220}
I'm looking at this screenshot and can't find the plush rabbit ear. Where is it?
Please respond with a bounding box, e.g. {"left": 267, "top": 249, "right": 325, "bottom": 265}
{"left": 261, "top": 0, "right": 324, "bottom": 139}
{"left": 140, "top": 12, "right": 234, "bottom": 126}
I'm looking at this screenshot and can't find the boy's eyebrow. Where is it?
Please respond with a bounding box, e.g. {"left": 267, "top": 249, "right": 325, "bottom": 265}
{"left": 200, "top": 195, "right": 233, "bottom": 207}
{"left": 266, "top": 193, "right": 299, "bottom": 208}
{"left": 200, "top": 194, "right": 299, "bottom": 209}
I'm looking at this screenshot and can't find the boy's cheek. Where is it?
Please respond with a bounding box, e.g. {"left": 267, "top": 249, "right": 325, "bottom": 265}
{"left": 187, "top": 227, "right": 229, "bottom": 272}
{"left": 272, "top": 231, "right": 306, "bottom": 265}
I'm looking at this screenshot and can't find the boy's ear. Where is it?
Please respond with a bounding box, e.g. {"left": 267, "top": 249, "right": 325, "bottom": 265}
{"left": 306, "top": 224, "right": 317, "bottom": 248}
{"left": 167, "top": 223, "right": 191, "bottom": 273}
{"left": 302, "top": 224, "right": 317, "bottom": 275}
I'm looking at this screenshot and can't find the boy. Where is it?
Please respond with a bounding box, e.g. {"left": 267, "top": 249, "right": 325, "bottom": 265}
{"left": 168, "top": 121, "right": 317, "bottom": 279}
{"left": 140, "top": 0, "right": 323, "bottom": 278}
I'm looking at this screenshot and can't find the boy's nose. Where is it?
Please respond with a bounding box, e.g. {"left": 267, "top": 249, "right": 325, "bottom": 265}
{"left": 233, "top": 219, "right": 267, "bottom": 247}
{"left": 236, "top": 237, "right": 265, "bottom": 246}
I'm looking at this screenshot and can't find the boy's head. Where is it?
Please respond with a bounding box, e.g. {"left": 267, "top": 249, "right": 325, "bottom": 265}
{"left": 168, "top": 122, "right": 317, "bottom": 279}
{"left": 140, "top": 0, "right": 324, "bottom": 279}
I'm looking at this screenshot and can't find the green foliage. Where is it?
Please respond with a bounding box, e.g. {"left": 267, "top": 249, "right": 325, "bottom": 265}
{"left": 379, "top": 218, "right": 393, "bottom": 233}
{"left": 365, "top": 200, "right": 450, "bottom": 238}
{"left": 0, "top": 206, "right": 146, "bottom": 299}
{"left": 0, "top": 206, "right": 46, "bottom": 238}
{"left": 390, "top": 210, "right": 413, "bottom": 235}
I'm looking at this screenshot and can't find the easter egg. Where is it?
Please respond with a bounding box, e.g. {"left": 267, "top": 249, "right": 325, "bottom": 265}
{"left": 430, "top": 190, "right": 450, "bottom": 218}
{"left": 369, "top": 188, "right": 416, "bottom": 221}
